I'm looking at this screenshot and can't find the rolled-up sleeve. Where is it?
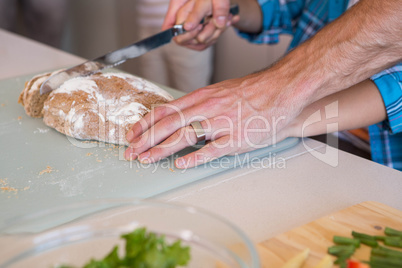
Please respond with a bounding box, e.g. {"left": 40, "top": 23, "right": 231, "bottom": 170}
{"left": 371, "top": 63, "right": 402, "bottom": 134}
{"left": 237, "top": 0, "right": 305, "bottom": 44}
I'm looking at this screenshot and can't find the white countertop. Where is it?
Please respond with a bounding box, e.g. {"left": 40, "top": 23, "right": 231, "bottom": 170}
{"left": 1, "top": 29, "right": 401, "bottom": 244}
{"left": 0, "top": 30, "right": 83, "bottom": 80}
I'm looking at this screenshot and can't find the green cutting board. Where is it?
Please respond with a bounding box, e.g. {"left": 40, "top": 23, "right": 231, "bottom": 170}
{"left": 0, "top": 72, "right": 299, "bottom": 231}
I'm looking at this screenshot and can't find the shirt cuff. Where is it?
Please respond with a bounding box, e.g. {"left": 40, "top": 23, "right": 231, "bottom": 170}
{"left": 236, "top": 0, "right": 293, "bottom": 45}
{"left": 371, "top": 64, "right": 402, "bottom": 134}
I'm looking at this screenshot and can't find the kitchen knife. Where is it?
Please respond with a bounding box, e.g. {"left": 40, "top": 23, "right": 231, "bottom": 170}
{"left": 40, "top": 4, "right": 239, "bottom": 95}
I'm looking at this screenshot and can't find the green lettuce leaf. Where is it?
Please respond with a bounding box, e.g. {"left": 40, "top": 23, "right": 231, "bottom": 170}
{"left": 58, "top": 227, "right": 190, "bottom": 268}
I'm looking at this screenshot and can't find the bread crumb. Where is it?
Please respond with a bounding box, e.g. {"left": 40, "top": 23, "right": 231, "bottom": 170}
{"left": 39, "top": 166, "right": 54, "bottom": 175}
{"left": 169, "top": 168, "right": 175, "bottom": 172}
{"left": 0, "top": 178, "right": 30, "bottom": 195}
{"left": 96, "top": 159, "right": 102, "bottom": 163}
{"left": 72, "top": 167, "right": 75, "bottom": 171}
{"left": 17, "top": 116, "right": 22, "bottom": 120}
{"left": 86, "top": 152, "right": 93, "bottom": 156}
{"left": 1, "top": 103, "right": 5, "bottom": 107}
{"left": 1, "top": 186, "right": 18, "bottom": 193}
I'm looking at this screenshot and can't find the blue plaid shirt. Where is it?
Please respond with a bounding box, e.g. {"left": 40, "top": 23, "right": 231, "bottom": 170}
{"left": 238, "top": 0, "right": 402, "bottom": 171}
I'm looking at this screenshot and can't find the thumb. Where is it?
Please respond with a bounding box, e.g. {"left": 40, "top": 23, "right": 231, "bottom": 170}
{"left": 184, "top": 0, "right": 211, "bottom": 31}
{"left": 212, "top": 0, "right": 230, "bottom": 28}
{"left": 162, "top": 0, "right": 189, "bottom": 30}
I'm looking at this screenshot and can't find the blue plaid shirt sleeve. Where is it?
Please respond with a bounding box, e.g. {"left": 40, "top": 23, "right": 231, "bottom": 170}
{"left": 233, "top": 0, "right": 402, "bottom": 170}
{"left": 371, "top": 63, "right": 402, "bottom": 134}
{"left": 236, "top": 0, "right": 337, "bottom": 50}
{"left": 237, "top": 0, "right": 305, "bottom": 44}
{"left": 368, "top": 63, "right": 402, "bottom": 170}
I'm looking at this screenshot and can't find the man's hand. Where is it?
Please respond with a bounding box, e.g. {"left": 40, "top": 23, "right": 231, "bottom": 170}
{"left": 162, "top": 0, "right": 240, "bottom": 50}
{"left": 124, "top": 70, "right": 297, "bottom": 169}
{"left": 126, "top": 0, "right": 402, "bottom": 169}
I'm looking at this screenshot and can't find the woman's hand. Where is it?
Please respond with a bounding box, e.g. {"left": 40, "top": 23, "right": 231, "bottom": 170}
{"left": 162, "top": 0, "right": 240, "bottom": 51}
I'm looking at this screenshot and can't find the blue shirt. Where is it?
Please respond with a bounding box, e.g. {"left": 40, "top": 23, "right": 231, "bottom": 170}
{"left": 238, "top": 0, "right": 402, "bottom": 171}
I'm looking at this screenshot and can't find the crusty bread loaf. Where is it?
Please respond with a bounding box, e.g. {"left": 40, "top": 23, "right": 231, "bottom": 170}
{"left": 18, "top": 71, "right": 58, "bottom": 118}
{"left": 19, "top": 72, "right": 174, "bottom": 145}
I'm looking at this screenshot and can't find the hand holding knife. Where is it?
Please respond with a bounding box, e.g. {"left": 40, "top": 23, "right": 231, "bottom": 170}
{"left": 40, "top": 4, "right": 239, "bottom": 95}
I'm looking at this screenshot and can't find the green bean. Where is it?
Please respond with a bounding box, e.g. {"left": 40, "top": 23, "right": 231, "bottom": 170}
{"left": 334, "top": 254, "right": 353, "bottom": 268}
{"left": 360, "top": 237, "right": 379, "bottom": 247}
{"left": 372, "top": 246, "right": 402, "bottom": 259}
{"left": 327, "top": 228, "right": 402, "bottom": 267}
{"left": 352, "top": 231, "right": 376, "bottom": 240}
{"left": 352, "top": 231, "right": 378, "bottom": 247}
{"left": 384, "top": 236, "right": 402, "bottom": 248}
{"left": 335, "top": 258, "right": 347, "bottom": 268}
{"left": 370, "top": 255, "right": 402, "bottom": 267}
{"left": 385, "top": 227, "right": 402, "bottom": 238}
{"left": 328, "top": 245, "right": 355, "bottom": 257}
{"left": 333, "top": 236, "right": 361, "bottom": 247}
{"left": 374, "top": 236, "right": 387, "bottom": 241}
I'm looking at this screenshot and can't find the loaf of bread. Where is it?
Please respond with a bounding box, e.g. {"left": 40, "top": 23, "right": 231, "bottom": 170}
{"left": 19, "top": 72, "right": 174, "bottom": 145}
{"left": 18, "top": 71, "right": 60, "bottom": 118}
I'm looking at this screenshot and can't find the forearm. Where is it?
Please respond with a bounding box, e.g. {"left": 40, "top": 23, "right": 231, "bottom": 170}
{"left": 232, "top": 0, "right": 262, "bottom": 33}
{"left": 265, "top": 0, "right": 402, "bottom": 112}
{"left": 288, "top": 79, "right": 386, "bottom": 138}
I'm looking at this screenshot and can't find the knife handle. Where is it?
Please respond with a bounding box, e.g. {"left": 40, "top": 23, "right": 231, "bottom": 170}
{"left": 173, "top": 4, "right": 239, "bottom": 36}
{"left": 199, "top": 4, "right": 239, "bottom": 25}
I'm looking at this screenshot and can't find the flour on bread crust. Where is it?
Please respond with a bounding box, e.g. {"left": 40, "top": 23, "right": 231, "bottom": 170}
{"left": 20, "top": 72, "right": 173, "bottom": 145}
{"left": 18, "top": 70, "right": 61, "bottom": 118}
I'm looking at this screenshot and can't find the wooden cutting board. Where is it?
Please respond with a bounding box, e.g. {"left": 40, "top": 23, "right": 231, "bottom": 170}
{"left": 258, "top": 201, "right": 402, "bottom": 267}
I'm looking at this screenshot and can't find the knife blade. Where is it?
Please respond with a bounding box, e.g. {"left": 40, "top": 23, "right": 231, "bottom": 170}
{"left": 40, "top": 4, "right": 239, "bottom": 95}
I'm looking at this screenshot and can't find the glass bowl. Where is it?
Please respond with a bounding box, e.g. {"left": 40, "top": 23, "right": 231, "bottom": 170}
{"left": 0, "top": 199, "right": 260, "bottom": 268}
